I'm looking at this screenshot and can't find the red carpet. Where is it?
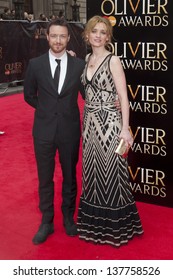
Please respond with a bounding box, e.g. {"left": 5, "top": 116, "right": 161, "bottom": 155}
{"left": 0, "top": 92, "right": 173, "bottom": 260}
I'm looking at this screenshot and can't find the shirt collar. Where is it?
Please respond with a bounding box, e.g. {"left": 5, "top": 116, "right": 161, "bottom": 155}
{"left": 49, "top": 50, "right": 67, "bottom": 64}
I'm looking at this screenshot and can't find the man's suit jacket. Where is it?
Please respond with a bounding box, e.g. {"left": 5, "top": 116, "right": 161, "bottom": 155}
{"left": 24, "top": 52, "right": 85, "bottom": 142}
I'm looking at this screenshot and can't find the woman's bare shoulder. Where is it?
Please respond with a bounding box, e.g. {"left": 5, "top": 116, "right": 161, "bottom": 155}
{"left": 110, "top": 54, "right": 121, "bottom": 63}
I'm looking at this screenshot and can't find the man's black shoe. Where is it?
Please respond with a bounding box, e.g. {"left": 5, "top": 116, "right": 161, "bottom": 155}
{"left": 63, "top": 218, "right": 78, "bottom": 236}
{"left": 32, "top": 223, "right": 54, "bottom": 245}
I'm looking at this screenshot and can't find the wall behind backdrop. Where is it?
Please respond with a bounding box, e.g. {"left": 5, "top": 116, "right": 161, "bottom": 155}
{"left": 87, "top": 0, "right": 173, "bottom": 208}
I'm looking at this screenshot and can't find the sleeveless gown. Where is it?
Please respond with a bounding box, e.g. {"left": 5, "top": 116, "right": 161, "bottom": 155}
{"left": 77, "top": 54, "right": 143, "bottom": 247}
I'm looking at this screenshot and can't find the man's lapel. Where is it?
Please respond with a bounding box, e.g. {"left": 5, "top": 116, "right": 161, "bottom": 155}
{"left": 43, "top": 53, "right": 57, "bottom": 92}
{"left": 60, "top": 54, "right": 73, "bottom": 95}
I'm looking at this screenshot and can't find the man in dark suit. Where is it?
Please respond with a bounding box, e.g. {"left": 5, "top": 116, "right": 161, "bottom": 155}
{"left": 24, "top": 19, "right": 85, "bottom": 245}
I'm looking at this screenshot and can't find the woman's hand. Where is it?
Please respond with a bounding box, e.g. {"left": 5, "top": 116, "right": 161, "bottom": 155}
{"left": 119, "top": 128, "right": 133, "bottom": 148}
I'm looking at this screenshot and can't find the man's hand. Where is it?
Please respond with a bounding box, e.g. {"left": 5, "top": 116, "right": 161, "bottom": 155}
{"left": 67, "top": 50, "right": 76, "bottom": 57}
{"left": 115, "top": 99, "right": 121, "bottom": 111}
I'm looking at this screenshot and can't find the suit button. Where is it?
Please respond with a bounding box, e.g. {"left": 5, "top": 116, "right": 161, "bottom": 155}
{"left": 54, "top": 112, "right": 58, "bottom": 115}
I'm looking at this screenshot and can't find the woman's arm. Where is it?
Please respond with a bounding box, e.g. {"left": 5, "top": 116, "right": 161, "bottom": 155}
{"left": 110, "top": 55, "right": 133, "bottom": 146}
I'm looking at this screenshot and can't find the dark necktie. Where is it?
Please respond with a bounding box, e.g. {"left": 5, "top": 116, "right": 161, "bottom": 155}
{"left": 54, "top": 59, "right": 61, "bottom": 91}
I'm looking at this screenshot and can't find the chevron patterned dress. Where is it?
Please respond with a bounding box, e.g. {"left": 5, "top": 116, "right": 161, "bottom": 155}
{"left": 77, "top": 54, "right": 143, "bottom": 247}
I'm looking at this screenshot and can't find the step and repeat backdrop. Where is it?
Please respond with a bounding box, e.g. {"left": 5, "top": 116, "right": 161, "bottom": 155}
{"left": 0, "top": 20, "right": 86, "bottom": 84}
{"left": 87, "top": 0, "right": 173, "bottom": 207}
{"left": 0, "top": 2, "right": 172, "bottom": 208}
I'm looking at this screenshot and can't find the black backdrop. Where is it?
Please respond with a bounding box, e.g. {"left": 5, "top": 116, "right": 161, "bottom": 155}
{"left": 0, "top": 21, "right": 86, "bottom": 84}
{"left": 86, "top": 0, "right": 173, "bottom": 208}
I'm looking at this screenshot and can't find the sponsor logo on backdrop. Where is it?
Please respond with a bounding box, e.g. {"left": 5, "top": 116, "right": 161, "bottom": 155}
{"left": 5, "top": 62, "right": 22, "bottom": 75}
{"left": 101, "top": 0, "right": 168, "bottom": 27}
{"left": 128, "top": 166, "right": 166, "bottom": 197}
{"left": 128, "top": 84, "right": 167, "bottom": 114}
{"left": 109, "top": 41, "right": 168, "bottom": 71}
{"left": 130, "top": 126, "right": 166, "bottom": 156}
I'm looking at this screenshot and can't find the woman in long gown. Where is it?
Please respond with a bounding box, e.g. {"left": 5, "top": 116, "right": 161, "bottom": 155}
{"left": 77, "top": 15, "right": 143, "bottom": 247}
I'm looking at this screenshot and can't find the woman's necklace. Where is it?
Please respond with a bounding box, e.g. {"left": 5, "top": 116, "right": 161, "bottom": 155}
{"left": 88, "top": 53, "right": 108, "bottom": 68}
{"left": 88, "top": 59, "right": 98, "bottom": 68}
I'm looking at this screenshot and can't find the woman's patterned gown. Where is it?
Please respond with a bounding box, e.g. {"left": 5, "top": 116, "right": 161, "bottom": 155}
{"left": 77, "top": 54, "right": 143, "bottom": 247}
